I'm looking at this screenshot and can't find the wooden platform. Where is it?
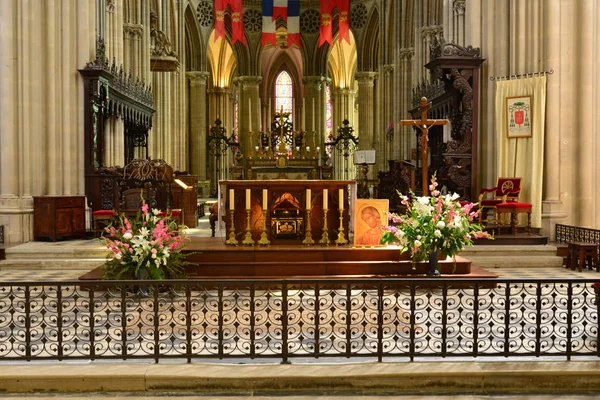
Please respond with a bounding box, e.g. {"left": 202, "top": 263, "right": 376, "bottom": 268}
{"left": 79, "top": 237, "right": 499, "bottom": 280}
{"left": 474, "top": 232, "right": 548, "bottom": 246}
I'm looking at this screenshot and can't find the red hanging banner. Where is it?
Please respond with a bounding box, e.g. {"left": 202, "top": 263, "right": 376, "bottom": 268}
{"left": 214, "top": 0, "right": 226, "bottom": 42}
{"left": 319, "top": 0, "right": 333, "bottom": 47}
{"left": 229, "top": 0, "right": 246, "bottom": 45}
{"left": 338, "top": 0, "right": 351, "bottom": 44}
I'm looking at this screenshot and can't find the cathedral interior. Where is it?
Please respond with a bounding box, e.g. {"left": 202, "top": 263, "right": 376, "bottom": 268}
{"left": 1, "top": 0, "right": 599, "bottom": 244}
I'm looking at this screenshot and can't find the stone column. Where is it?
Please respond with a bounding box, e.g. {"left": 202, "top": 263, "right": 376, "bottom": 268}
{"left": 302, "top": 76, "right": 327, "bottom": 149}
{"left": 383, "top": 64, "right": 395, "bottom": 163}
{"left": 577, "top": 0, "right": 594, "bottom": 223}
{"left": 355, "top": 71, "right": 378, "bottom": 152}
{"left": 453, "top": 0, "right": 466, "bottom": 46}
{"left": 187, "top": 71, "right": 210, "bottom": 180}
{"left": 0, "top": 0, "right": 18, "bottom": 204}
{"left": 399, "top": 48, "right": 414, "bottom": 161}
{"left": 234, "top": 76, "right": 262, "bottom": 161}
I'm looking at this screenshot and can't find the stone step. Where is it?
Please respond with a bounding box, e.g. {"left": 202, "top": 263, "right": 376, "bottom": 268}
{"left": 460, "top": 244, "right": 564, "bottom": 268}
{"left": 0, "top": 258, "right": 107, "bottom": 270}
{"left": 4, "top": 240, "right": 108, "bottom": 259}
{"left": 0, "top": 240, "right": 108, "bottom": 270}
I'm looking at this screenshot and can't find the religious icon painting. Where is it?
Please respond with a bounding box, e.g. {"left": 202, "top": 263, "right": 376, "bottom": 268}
{"left": 506, "top": 95, "right": 533, "bottom": 138}
{"left": 353, "top": 199, "right": 389, "bottom": 247}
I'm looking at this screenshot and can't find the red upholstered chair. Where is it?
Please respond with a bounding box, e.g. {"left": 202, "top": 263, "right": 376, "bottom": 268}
{"left": 158, "top": 209, "right": 183, "bottom": 226}
{"left": 92, "top": 209, "right": 116, "bottom": 237}
{"left": 478, "top": 177, "right": 522, "bottom": 225}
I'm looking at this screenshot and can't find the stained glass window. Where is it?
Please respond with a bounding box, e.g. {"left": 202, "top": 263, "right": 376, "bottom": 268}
{"left": 325, "top": 84, "right": 333, "bottom": 156}
{"left": 233, "top": 90, "right": 239, "bottom": 142}
{"left": 275, "top": 71, "right": 293, "bottom": 124}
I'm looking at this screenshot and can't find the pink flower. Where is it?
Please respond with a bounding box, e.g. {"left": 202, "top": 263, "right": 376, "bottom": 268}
{"left": 142, "top": 204, "right": 149, "bottom": 214}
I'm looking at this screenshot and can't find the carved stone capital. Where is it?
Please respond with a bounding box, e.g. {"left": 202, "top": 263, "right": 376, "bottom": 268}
{"left": 421, "top": 26, "right": 435, "bottom": 40}
{"left": 124, "top": 23, "right": 144, "bottom": 39}
{"left": 106, "top": 0, "right": 115, "bottom": 13}
{"left": 207, "top": 87, "right": 229, "bottom": 95}
{"left": 400, "top": 47, "right": 414, "bottom": 60}
{"left": 421, "top": 25, "right": 443, "bottom": 41}
{"left": 453, "top": 0, "right": 466, "bottom": 16}
{"left": 302, "top": 75, "right": 327, "bottom": 90}
{"left": 187, "top": 71, "right": 210, "bottom": 87}
{"left": 332, "top": 87, "right": 354, "bottom": 96}
{"left": 233, "top": 75, "right": 262, "bottom": 89}
{"left": 383, "top": 64, "right": 394, "bottom": 74}
{"left": 355, "top": 71, "right": 378, "bottom": 86}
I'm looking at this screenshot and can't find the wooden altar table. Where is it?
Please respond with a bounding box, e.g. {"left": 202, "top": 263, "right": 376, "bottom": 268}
{"left": 218, "top": 180, "right": 356, "bottom": 245}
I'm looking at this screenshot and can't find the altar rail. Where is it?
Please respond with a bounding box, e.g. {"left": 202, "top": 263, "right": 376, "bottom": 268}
{"left": 556, "top": 224, "right": 600, "bottom": 244}
{"left": 0, "top": 278, "right": 598, "bottom": 363}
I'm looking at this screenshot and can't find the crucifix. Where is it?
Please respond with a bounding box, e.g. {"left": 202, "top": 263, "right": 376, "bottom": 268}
{"left": 274, "top": 105, "right": 290, "bottom": 154}
{"left": 401, "top": 97, "right": 449, "bottom": 195}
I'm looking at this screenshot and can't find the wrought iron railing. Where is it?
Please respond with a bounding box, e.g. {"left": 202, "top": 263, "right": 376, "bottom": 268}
{"left": 0, "top": 278, "right": 598, "bottom": 363}
{"left": 556, "top": 224, "right": 600, "bottom": 244}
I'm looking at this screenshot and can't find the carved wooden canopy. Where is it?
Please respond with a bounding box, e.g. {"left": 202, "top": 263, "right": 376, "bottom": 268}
{"left": 410, "top": 37, "right": 484, "bottom": 201}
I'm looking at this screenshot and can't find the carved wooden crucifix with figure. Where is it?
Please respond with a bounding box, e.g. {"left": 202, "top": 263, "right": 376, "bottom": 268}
{"left": 401, "top": 97, "right": 449, "bottom": 195}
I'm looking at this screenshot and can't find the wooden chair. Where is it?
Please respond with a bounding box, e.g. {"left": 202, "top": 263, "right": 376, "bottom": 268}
{"left": 121, "top": 187, "right": 157, "bottom": 217}
{"left": 92, "top": 209, "right": 116, "bottom": 237}
{"left": 478, "top": 177, "right": 522, "bottom": 225}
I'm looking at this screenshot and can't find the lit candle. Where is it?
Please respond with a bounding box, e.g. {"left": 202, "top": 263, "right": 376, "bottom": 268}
{"left": 229, "top": 189, "right": 234, "bottom": 210}
{"left": 292, "top": 98, "right": 295, "bottom": 130}
{"left": 248, "top": 97, "right": 252, "bottom": 131}
{"left": 262, "top": 189, "right": 268, "bottom": 210}
{"left": 302, "top": 98, "right": 306, "bottom": 130}
{"left": 339, "top": 188, "right": 344, "bottom": 210}
{"left": 306, "top": 189, "right": 311, "bottom": 210}
{"left": 246, "top": 189, "right": 251, "bottom": 210}
{"left": 323, "top": 188, "right": 328, "bottom": 209}
{"left": 312, "top": 98, "right": 315, "bottom": 132}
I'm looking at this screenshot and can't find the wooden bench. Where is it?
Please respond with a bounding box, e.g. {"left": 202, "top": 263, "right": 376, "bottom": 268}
{"left": 495, "top": 202, "right": 532, "bottom": 235}
{"left": 566, "top": 241, "right": 599, "bottom": 272}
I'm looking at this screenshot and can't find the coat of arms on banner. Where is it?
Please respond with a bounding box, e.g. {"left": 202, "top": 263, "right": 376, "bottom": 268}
{"left": 506, "top": 95, "right": 532, "bottom": 138}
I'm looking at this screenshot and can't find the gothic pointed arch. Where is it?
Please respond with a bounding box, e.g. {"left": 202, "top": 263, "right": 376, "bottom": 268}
{"left": 327, "top": 31, "right": 357, "bottom": 89}
{"left": 358, "top": 6, "right": 379, "bottom": 71}
{"left": 261, "top": 49, "right": 303, "bottom": 100}
{"left": 184, "top": 5, "right": 204, "bottom": 71}
{"left": 207, "top": 31, "right": 237, "bottom": 88}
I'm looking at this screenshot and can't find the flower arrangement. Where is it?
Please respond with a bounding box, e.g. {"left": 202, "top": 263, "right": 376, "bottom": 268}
{"left": 381, "top": 175, "right": 492, "bottom": 264}
{"left": 101, "top": 203, "right": 190, "bottom": 280}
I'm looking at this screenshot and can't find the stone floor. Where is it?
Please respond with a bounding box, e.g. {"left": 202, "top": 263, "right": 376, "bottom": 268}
{"left": 1, "top": 217, "right": 599, "bottom": 396}
{"left": 6, "top": 395, "right": 600, "bottom": 399}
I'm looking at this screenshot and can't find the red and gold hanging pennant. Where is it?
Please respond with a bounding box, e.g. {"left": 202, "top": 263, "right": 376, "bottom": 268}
{"left": 338, "top": 0, "right": 351, "bottom": 44}
{"left": 319, "top": 0, "right": 334, "bottom": 47}
{"left": 229, "top": 0, "right": 246, "bottom": 45}
{"left": 214, "top": 0, "right": 226, "bottom": 42}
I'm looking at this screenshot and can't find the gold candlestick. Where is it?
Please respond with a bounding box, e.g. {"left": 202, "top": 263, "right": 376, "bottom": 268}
{"left": 225, "top": 210, "right": 238, "bottom": 245}
{"left": 257, "top": 209, "right": 270, "bottom": 246}
{"left": 242, "top": 209, "right": 255, "bottom": 246}
{"left": 335, "top": 208, "right": 348, "bottom": 245}
{"left": 302, "top": 209, "right": 315, "bottom": 246}
{"left": 319, "top": 208, "right": 330, "bottom": 246}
